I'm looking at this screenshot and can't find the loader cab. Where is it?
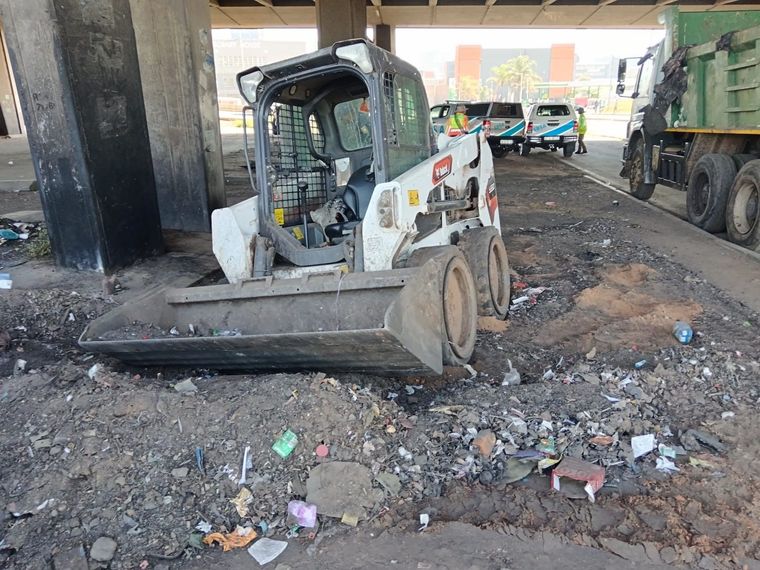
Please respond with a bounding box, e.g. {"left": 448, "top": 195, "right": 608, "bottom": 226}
{"left": 237, "top": 40, "right": 433, "bottom": 270}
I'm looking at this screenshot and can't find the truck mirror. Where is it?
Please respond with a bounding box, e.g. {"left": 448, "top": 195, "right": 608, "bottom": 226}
{"left": 616, "top": 83, "right": 626, "bottom": 96}
{"left": 617, "top": 59, "right": 627, "bottom": 83}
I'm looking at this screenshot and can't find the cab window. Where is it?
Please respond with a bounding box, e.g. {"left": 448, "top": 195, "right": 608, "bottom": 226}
{"left": 334, "top": 98, "right": 372, "bottom": 151}
{"left": 536, "top": 105, "right": 571, "bottom": 117}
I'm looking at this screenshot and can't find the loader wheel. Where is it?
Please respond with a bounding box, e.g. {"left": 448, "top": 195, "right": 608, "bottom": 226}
{"left": 687, "top": 153, "right": 736, "bottom": 233}
{"left": 725, "top": 160, "right": 760, "bottom": 249}
{"left": 441, "top": 255, "right": 478, "bottom": 366}
{"left": 458, "top": 227, "right": 511, "bottom": 319}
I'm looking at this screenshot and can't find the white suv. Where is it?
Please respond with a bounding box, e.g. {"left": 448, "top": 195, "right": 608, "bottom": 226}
{"left": 521, "top": 103, "right": 578, "bottom": 158}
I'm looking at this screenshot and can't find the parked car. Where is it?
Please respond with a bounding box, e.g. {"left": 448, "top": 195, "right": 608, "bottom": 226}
{"left": 430, "top": 101, "right": 526, "bottom": 158}
{"left": 522, "top": 103, "right": 578, "bottom": 158}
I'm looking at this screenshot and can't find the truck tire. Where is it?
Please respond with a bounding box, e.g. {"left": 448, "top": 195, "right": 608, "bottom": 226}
{"left": 458, "top": 227, "right": 511, "bottom": 319}
{"left": 686, "top": 153, "right": 737, "bottom": 233}
{"left": 563, "top": 143, "right": 576, "bottom": 158}
{"left": 405, "top": 246, "right": 478, "bottom": 366}
{"left": 732, "top": 154, "right": 759, "bottom": 170}
{"left": 629, "top": 138, "right": 655, "bottom": 200}
{"left": 520, "top": 144, "right": 531, "bottom": 157}
{"left": 725, "top": 160, "right": 760, "bottom": 249}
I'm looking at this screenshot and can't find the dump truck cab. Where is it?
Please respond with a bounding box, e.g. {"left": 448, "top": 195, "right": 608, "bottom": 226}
{"left": 235, "top": 40, "right": 434, "bottom": 273}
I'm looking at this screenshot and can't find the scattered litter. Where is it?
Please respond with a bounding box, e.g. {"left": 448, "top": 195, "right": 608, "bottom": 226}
{"left": 689, "top": 456, "right": 718, "bottom": 469}
{"left": 0, "top": 229, "right": 19, "bottom": 240}
{"left": 502, "top": 360, "right": 521, "bottom": 386}
{"left": 721, "top": 411, "right": 735, "bottom": 420}
{"left": 656, "top": 456, "right": 680, "bottom": 473}
{"left": 672, "top": 321, "right": 693, "bottom": 344}
{"left": 230, "top": 487, "right": 253, "bottom": 517}
{"left": 502, "top": 457, "right": 535, "bottom": 484}
{"left": 195, "top": 447, "right": 205, "bottom": 476}
{"left": 272, "top": 429, "right": 298, "bottom": 459}
{"left": 551, "top": 457, "right": 605, "bottom": 503}
{"left": 601, "top": 239, "right": 612, "bottom": 247}
{"left": 658, "top": 444, "right": 677, "bottom": 459}
{"left": 463, "top": 364, "right": 477, "bottom": 378}
{"left": 13, "top": 359, "right": 27, "bottom": 376}
{"left": 472, "top": 429, "right": 496, "bottom": 457}
{"left": 0, "top": 274, "right": 12, "bottom": 289}
{"left": 590, "top": 435, "right": 614, "bottom": 447}
{"left": 173, "top": 379, "right": 198, "bottom": 394}
{"left": 287, "top": 500, "right": 317, "bottom": 528}
{"left": 601, "top": 393, "right": 621, "bottom": 403}
{"left": 634, "top": 359, "right": 647, "bottom": 370}
{"left": 203, "top": 526, "right": 256, "bottom": 551}
{"left": 315, "top": 444, "right": 329, "bottom": 458}
{"left": 238, "top": 446, "right": 252, "bottom": 485}
{"left": 195, "top": 520, "right": 213, "bottom": 534}
{"left": 585, "top": 346, "right": 597, "bottom": 361}
{"left": 341, "top": 512, "right": 359, "bottom": 527}
{"left": 632, "top": 434, "right": 656, "bottom": 459}
{"left": 248, "top": 538, "right": 287, "bottom": 566}
{"left": 418, "top": 513, "right": 430, "bottom": 531}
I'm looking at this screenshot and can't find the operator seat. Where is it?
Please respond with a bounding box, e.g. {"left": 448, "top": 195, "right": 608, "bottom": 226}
{"left": 325, "top": 165, "right": 374, "bottom": 239}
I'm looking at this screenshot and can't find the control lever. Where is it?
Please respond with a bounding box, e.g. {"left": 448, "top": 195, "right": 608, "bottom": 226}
{"left": 297, "top": 180, "right": 310, "bottom": 248}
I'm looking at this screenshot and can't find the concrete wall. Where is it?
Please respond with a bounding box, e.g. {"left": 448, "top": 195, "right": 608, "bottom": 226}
{"left": 130, "top": 0, "right": 225, "bottom": 232}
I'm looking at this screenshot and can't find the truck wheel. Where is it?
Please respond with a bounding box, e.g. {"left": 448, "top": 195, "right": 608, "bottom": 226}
{"left": 520, "top": 144, "right": 531, "bottom": 157}
{"left": 491, "top": 145, "right": 508, "bottom": 159}
{"left": 732, "top": 154, "right": 759, "bottom": 170}
{"left": 725, "top": 161, "right": 760, "bottom": 249}
{"left": 686, "top": 153, "right": 737, "bottom": 233}
{"left": 563, "top": 143, "right": 576, "bottom": 158}
{"left": 458, "top": 227, "right": 511, "bottom": 319}
{"left": 629, "top": 138, "right": 655, "bottom": 200}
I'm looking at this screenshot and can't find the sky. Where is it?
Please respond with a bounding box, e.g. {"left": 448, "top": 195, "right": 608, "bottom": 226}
{"left": 252, "top": 27, "right": 666, "bottom": 74}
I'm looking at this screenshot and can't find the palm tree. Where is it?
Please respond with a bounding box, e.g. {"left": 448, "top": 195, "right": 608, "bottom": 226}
{"left": 491, "top": 56, "right": 542, "bottom": 102}
{"left": 489, "top": 64, "right": 512, "bottom": 100}
{"left": 457, "top": 76, "right": 481, "bottom": 101}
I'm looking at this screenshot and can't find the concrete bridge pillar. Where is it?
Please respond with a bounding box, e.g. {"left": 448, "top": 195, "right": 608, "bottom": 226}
{"left": 316, "top": 0, "right": 367, "bottom": 49}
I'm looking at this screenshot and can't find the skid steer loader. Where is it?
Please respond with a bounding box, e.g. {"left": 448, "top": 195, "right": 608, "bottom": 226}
{"left": 79, "top": 39, "right": 511, "bottom": 375}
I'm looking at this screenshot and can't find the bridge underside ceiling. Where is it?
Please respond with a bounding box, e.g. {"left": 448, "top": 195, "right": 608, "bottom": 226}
{"left": 209, "top": 1, "right": 760, "bottom": 29}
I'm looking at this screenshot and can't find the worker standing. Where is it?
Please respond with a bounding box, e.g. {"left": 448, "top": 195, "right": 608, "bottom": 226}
{"left": 446, "top": 104, "right": 469, "bottom": 137}
{"left": 576, "top": 107, "right": 588, "bottom": 154}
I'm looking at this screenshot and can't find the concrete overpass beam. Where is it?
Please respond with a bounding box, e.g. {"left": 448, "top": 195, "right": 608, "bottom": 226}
{"left": 0, "top": 0, "right": 163, "bottom": 271}
{"left": 130, "top": 0, "right": 225, "bottom": 232}
{"left": 375, "top": 23, "right": 395, "bottom": 54}
{"left": 316, "top": 0, "right": 367, "bottom": 49}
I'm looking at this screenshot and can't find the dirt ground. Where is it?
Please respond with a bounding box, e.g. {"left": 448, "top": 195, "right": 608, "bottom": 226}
{"left": 1, "top": 152, "right": 760, "bottom": 569}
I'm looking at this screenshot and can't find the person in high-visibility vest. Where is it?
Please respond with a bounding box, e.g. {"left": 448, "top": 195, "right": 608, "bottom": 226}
{"left": 576, "top": 107, "right": 588, "bottom": 154}
{"left": 446, "top": 104, "right": 469, "bottom": 137}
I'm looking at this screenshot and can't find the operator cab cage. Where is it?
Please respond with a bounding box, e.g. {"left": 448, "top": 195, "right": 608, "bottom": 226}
{"left": 236, "top": 39, "right": 435, "bottom": 269}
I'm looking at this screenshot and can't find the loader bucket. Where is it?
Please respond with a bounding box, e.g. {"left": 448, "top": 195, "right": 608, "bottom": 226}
{"left": 79, "top": 262, "right": 448, "bottom": 375}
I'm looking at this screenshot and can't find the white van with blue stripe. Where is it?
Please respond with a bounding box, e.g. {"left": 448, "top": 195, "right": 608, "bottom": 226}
{"left": 522, "top": 103, "right": 578, "bottom": 158}
{"left": 430, "top": 101, "right": 526, "bottom": 158}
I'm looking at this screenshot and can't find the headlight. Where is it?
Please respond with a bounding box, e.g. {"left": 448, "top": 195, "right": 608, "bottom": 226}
{"left": 335, "top": 43, "right": 373, "bottom": 74}
{"left": 239, "top": 69, "right": 264, "bottom": 104}
{"left": 377, "top": 189, "right": 396, "bottom": 229}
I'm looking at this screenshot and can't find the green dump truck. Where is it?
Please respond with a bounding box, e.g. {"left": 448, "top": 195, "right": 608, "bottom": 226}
{"left": 618, "top": 8, "right": 760, "bottom": 249}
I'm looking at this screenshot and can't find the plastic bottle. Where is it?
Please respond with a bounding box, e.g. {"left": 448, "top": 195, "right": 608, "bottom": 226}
{"left": 673, "top": 321, "right": 693, "bottom": 344}
{"left": 502, "top": 360, "right": 521, "bottom": 386}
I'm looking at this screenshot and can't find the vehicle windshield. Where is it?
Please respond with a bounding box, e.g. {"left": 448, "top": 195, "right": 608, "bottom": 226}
{"left": 490, "top": 103, "right": 523, "bottom": 118}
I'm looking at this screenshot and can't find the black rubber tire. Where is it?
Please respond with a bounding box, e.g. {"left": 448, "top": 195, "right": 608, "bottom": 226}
{"left": 686, "top": 153, "right": 737, "bottom": 233}
{"left": 732, "top": 154, "right": 759, "bottom": 171}
{"left": 491, "top": 145, "right": 508, "bottom": 159}
{"left": 563, "top": 143, "right": 576, "bottom": 158}
{"left": 725, "top": 160, "right": 760, "bottom": 249}
{"left": 629, "top": 138, "right": 656, "bottom": 200}
{"left": 404, "top": 246, "right": 478, "bottom": 366}
{"left": 440, "top": 254, "right": 478, "bottom": 365}
{"left": 520, "top": 144, "right": 531, "bottom": 157}
{"left": 458, "top": 227, "right": 511, "bottom": 319}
